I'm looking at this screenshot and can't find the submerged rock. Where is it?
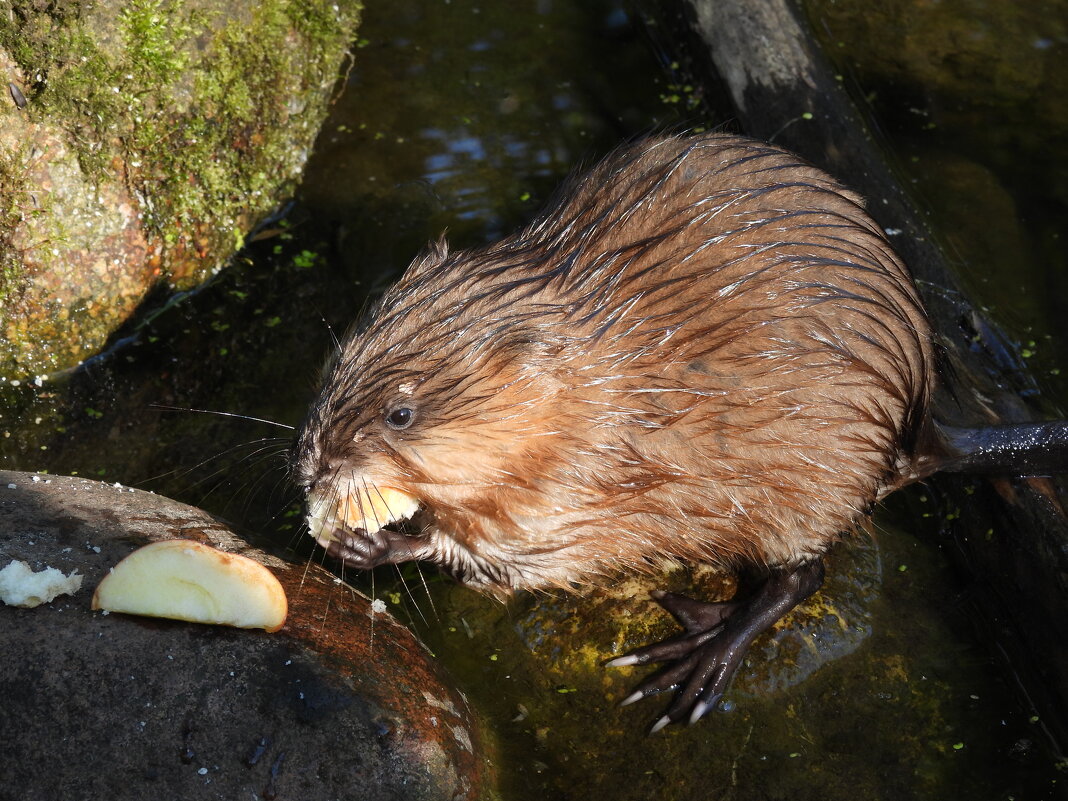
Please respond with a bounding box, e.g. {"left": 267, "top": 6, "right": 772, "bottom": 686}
{"left": 0, "top": 471, "right": 485, "bottom": 801}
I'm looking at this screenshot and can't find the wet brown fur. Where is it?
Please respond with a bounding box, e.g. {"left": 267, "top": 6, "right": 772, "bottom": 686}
{"left": 294, "top": 133, "right": 934, "bottom": 593}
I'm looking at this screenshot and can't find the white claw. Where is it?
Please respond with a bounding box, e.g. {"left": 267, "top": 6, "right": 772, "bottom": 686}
{"left": 618, "top": 691, "right": 644, "bottom": 707}
{"left": 689, "top": 700, "right": 709, "bottom": 724}
{"left": 649, "top": 715, "right": 672, "bottom": 734}
{"left": 605, "top": 654, "right": 639, "bottom": 667}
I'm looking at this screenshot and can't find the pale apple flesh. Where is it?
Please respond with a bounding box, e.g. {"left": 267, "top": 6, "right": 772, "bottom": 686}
{"left": 305, "top": 485, "right": 419, "bottom": 550}
{"left": 92, "top": 540, "right": 287, "bottom": 632}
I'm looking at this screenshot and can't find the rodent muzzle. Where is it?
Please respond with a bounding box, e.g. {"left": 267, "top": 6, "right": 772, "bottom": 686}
{"left": 305, "top": 483, "right": 421, "bottom": 568}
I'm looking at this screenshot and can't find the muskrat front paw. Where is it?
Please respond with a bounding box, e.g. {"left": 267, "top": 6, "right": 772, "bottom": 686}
{"left": 607, "top": 560, "right": 826, "bottom": 733}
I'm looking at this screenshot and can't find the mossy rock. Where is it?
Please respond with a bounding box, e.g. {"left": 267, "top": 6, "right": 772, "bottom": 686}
{"left": 0, "top": 0, "right": 362, "bottom": 380}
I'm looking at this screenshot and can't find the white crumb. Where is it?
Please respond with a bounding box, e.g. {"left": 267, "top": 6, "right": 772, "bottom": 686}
{"left": 0, "top": 560, "right": 84, "bottom": 608}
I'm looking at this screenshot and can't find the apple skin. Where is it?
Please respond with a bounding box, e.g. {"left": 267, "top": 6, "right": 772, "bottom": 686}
{"left": 92, "top": 539, "right": 287, "bottom": 632}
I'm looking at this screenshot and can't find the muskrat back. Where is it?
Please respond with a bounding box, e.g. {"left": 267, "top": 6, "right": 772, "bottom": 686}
{"left": 293, "top": 133, "right": 936, "bottom": 728}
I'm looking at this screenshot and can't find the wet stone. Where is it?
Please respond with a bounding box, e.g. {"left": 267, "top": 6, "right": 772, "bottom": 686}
{"left": 0, "top": 471, "right": 484, "bottom": 801}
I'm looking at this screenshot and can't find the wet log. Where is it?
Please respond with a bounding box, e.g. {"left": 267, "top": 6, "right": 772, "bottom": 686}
{"left": 668, "top": 0, "right": 1068, "bottom": 754}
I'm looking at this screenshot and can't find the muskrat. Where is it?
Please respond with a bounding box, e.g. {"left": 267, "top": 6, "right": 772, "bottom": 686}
{"left": 292, "top": 133, "right": 1068, "bottom": 732}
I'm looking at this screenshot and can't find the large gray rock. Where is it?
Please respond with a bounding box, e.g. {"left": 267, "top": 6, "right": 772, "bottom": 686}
{"left": 0, "top": 471, "right": 485, "bottom": 801}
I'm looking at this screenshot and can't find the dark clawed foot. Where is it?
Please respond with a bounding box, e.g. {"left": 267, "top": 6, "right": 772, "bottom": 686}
{"left": 607, "top": 560, "right": 826, "bottom": 733}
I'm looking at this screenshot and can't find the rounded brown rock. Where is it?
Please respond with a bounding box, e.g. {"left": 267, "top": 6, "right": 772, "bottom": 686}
{"left": 0, "top": 470, "right": 485, "bottom": 801}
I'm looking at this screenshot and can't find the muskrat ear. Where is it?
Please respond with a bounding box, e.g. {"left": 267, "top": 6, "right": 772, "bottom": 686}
{"left": 496, "top": 331, "right": 552, "bottom": 362}
{"left": 494, "top": 330, "right": 570, "bottom": 392}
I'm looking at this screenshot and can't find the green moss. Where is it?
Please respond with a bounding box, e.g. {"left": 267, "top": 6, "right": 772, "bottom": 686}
{"left": 0, "top": 138, "right": 56, "bottom": 311}
{"left": 0, "top": 0, "right": 361, "bottom": 376}
{"left": 0, "top": 152, "right": 26, "bottom": 306}
{"left": 0, "top": 0, "right": 361, "bottom": 276}
{"left": 119, "top": 0, "right": 191, "bottom": 81}
{"left": 286, "top": 0, "right": 347, "bottom": 42}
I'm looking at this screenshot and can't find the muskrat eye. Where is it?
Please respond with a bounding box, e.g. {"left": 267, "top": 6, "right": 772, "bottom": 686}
{"left": 385, "top": 407, "right": 414, "bottom": 430}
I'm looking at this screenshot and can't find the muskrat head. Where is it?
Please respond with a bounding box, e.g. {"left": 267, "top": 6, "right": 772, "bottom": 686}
{"left": 291, "top": 247, "right": 583, "bottom": 594}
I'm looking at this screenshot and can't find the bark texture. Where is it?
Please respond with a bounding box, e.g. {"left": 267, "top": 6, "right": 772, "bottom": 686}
{"left": 0, "top": 470, "right": 486, "bottom": 800}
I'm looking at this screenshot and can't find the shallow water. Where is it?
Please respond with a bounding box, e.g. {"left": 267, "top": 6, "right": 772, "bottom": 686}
{"left": 2, "top": 0, "right": 1066, "bottom": 798}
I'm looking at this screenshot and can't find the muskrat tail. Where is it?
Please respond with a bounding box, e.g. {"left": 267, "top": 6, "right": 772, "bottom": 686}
{"left": 929, "top": 420, "right": 1068, "bottom": 477}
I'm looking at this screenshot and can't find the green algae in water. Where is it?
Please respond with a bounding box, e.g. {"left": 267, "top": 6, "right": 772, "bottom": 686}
{"left": 800, "top": 0, "right": 1068, "bottom": 407}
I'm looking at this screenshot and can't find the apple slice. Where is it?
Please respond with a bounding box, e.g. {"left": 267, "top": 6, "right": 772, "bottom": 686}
{"left": 92, "top": 540, "right": 287, "bottom": 632}
{"left": 306, "top": 485, "right": 419, "bottom": 549}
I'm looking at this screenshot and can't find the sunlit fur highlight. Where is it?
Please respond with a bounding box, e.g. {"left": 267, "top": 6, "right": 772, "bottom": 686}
{"left": 293, "top": 133, "right": 934, "bottom": 594}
